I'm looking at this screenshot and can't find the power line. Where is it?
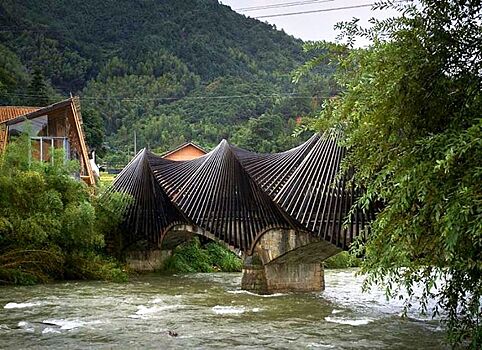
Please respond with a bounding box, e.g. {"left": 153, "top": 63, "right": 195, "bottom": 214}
{"left": 254, "top": 2, "right": 383, "bottom": 18}
{"left": 234, "top": 0, "right": 335, "bottom": 12}
{"left": 0, "top": 1, "right": 406, "bottom": 33}
{"left": 1, "top": 91, "right": 331, "bottom": 102}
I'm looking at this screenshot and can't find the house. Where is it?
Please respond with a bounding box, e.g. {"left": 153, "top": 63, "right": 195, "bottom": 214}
{"left": 161, "top": 142, "right": 207, "bottom": 161}
{"left": 0, "top": 97, "right": 95, "bottom": 185}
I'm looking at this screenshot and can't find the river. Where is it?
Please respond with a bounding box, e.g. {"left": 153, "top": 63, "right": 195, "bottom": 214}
{"left": 0, "top": 269, "right": 446, "bottom": 349}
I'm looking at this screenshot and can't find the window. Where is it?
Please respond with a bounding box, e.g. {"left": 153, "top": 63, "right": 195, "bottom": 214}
{"left": 8, "top": 115, "right": 48, "bottom": 137}
{"left": 8, "top": 116, "right": 70, "bottom": 163}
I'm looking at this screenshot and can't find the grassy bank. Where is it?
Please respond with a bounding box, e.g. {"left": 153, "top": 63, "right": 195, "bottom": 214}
{"left": 163, "top": 238, "right": 242, "bottom": 273}
{"left": 99, "top": 172, "right": 116, "bottom": 188}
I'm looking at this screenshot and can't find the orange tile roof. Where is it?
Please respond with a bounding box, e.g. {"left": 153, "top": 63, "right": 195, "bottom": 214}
{"left": 161, "top": 142, "right": 207, "bottom": 158}
{"left": 0, "top": 106, "right": 40, "bottom": 123}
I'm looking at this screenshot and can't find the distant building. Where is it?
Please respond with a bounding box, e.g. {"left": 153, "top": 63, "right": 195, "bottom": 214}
{"left": 161, "top": 142, "right": 207, "bottom": 161}
{"left": 0, "top": 97, "right": 95, "bottom": 185}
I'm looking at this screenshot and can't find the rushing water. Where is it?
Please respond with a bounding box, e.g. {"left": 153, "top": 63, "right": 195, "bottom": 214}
{"left": 0, "top": 269, "right": 446, "bottom": 349}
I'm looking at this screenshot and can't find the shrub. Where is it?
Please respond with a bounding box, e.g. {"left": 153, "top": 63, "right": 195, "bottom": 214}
{"left": 0, "top": 135, "right": 128, "bottom": 284}
{"left": 163, "top": 237, "right": 242, "bottom": 273}
{"left": 324, "top": 251, "right": 361, "bottom": 269}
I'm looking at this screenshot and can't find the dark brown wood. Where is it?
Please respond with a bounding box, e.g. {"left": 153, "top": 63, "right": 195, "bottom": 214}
{"left": 109, "top": 131, "right": 373, "bottom": 253}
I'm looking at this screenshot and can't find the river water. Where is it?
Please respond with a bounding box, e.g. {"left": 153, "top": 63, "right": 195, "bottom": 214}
{"left": 0, "top": 269, "right": 446, "bottom": 349}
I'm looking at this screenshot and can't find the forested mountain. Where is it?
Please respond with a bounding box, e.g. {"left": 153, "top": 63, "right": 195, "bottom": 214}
{"left": 0, "top": 0, "right": 335, "bottom": 166}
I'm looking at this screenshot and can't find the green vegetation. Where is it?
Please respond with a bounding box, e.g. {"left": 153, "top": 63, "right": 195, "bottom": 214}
{"left": 0, "top": 0, "right": 334, "bottom": 166}
{"left": 297, "top": 0, "right": 481, "bottom": 347}
{"left": 99, "top": 172, "right": 116, "bottom": 189}
{"left": 0, "top": 136, "right": 128, "bottom": 285}
{"left": 163, "top": 237, "right": 242, "bottom": 273}
{"left": 324, "top": 252, "right": 360, "bottom": 269}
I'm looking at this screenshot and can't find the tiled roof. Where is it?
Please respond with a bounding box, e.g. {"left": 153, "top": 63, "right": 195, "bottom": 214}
{"left": 0, "top": 106, "right": 40, "bottom": 123}
{"left": 161, "top": 142, "right": 207, "bottom": 158}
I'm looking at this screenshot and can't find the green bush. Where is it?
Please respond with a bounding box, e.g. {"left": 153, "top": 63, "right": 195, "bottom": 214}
{"left": 0, "top": 248, "right": 64, "bottom": 285}
{"left": 64, "top": 252, "right": 128, "bottom": 283}
{"left": 324, "top": 251, "right": 361, "bottom": 269}
{"left": 0, "top": 135, "right": 128, "bottom": 285}
{"left": 205, "top": 242, "right": 243, "bottom": 272}
{"left": 163, "top": 237, "right": 242, "bottom": 273}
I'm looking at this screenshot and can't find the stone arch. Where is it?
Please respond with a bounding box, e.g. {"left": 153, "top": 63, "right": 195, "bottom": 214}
{"left": 248, "top": 228, "right": 340, "bottom": 265}
{"left": 161, "top": 223, "right": 244, "bottom": 258}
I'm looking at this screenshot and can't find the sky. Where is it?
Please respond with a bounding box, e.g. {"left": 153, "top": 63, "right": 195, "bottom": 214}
{"left": 219, "top": 0, "right": 402, "bottom": 46}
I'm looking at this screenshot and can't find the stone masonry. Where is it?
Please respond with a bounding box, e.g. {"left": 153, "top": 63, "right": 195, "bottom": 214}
{"left": 241, "top": 228, "right": 338, "bottom": 294}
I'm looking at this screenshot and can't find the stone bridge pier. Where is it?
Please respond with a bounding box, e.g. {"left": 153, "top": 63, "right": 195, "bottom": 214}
{"left": 124, "top": 225, "right": 341, "bottom": 295}
{"left": 241, "top": 229, "right": 340, "bottom": 294}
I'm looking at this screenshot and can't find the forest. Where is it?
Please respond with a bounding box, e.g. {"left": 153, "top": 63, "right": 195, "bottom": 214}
{"left": 0, "top": 0, "right": 334, "bottom": 166}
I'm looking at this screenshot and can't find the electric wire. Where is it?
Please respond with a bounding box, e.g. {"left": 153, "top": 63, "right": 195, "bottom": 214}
{"left": 0, "top": 91, "right": 333, "bottom": 102}
{"left": 0, "top": 1, "right": 406, "bottom": 33}
{"left": 254, "top": 2, "right": 384, "bottom": 18}
{"left": 234, "top": 0, "right": 335, "bottom": 12}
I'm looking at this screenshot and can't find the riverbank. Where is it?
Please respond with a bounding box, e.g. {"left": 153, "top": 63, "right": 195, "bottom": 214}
{"left": 161, "top": 238, "right": 243, "bottom": 273}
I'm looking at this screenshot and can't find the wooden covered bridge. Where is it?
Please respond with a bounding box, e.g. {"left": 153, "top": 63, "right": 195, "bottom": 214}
{"left": 107, "top": 130, "right": 374, "bottom": 293}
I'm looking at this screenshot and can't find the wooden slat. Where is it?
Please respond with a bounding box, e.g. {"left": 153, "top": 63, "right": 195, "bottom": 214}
{"left": 70, "top": 97, "right": 95, "bottom": 185}
{"left": 108, "top": 131, "right": 374, "bottom": 253}
{"left": 0, "top": 126, "right": 7, "bottom": 153}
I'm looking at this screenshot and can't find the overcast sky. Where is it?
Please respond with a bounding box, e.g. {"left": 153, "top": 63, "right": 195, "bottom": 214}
{"left": 219, "top": 0, "right": 401, "bottom": 46}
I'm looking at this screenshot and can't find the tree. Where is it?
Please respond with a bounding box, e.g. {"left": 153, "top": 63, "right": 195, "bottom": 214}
{"left": 0, "top": 44, "right": 30, "bottom": 105}
{"left": 82, "top": 106, "right": 105, "bottom": 155}
{"left": 296, "top": 0, "right": 481, "bottom": 347}
{"left": 26, "top": 68, "right": 50, "bottom": 106}
{"left": 0, "top": 135, "right": 128, "bottom": 284}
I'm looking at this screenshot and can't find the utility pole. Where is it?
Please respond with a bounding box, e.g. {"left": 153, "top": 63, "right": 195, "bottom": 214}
{"left": 134, "top": 130, "right": 137, "bottom": 155}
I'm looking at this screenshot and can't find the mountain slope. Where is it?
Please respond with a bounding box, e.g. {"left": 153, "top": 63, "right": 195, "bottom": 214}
{"left": 1, "top": 0, "right": 305, "bottom": 89}
{"left": 0, "top": 0, "right": 334, "bottom": 166}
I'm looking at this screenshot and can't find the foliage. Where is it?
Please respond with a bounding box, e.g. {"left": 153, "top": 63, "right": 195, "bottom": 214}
{"left": 0, "top": 135, "right": 128, "bottom": 285}
{"left": 163, "top": 237, "right": 242, "bottom": 273}
{"left": 0, "top": 0, "right": 333, "bottom": 164}
{"left": 63, "top": 252, "right": 128, "bottom": 282}
{"left": 324, "top": 251, "right": 361, "bottom": 269}
{"left": 25, "top": 68, "right": 50, "bottom": 106}
{"left": 205, "top": 241, "right": 243, "bottom": 272}
{"left": 0, "top": 43, "right": 29, "bottom": 105}
{"left": 296, "top": 0, "right": 481, "bottom": 347}
{"left": 0, "top": 248, "right": 64, "bottom": 285}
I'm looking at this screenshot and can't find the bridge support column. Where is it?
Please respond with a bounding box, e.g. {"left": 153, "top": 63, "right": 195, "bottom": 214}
{"left": 264, "top": 262, "right": 324, "bottom": 293}
{"left": 241, "top": 255, "right": 268, "bottom": 293}
{"left": 241, "top": 254, "right": 324, "bottom": 294}
{"left": 241, "top": 228, "right": 334, "bottom": 294}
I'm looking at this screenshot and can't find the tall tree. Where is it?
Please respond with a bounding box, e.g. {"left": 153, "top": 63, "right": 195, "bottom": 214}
{"left": 296, "top": 0, "right": 481, "bottom": 347}
{"left": 26, "top": 68, "right": 50, "bottom": 106}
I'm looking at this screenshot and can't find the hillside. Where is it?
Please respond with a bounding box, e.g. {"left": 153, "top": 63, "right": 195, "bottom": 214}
{"left": 0, "top": 0, "right": 334, "bottom": 166}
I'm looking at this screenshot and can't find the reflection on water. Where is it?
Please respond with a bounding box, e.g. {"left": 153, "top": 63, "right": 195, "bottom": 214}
{"left": 0, "top": 269, "right": 446, "bottom": 349}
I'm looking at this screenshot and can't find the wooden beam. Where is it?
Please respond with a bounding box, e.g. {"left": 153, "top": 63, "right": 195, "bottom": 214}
{"left": 70, "top": 97, "right": 95, "bottom": 185}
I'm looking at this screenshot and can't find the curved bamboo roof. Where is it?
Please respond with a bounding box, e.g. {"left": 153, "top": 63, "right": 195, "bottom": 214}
{"left": 107, "top": 131, "right": 373, "bottom": 253}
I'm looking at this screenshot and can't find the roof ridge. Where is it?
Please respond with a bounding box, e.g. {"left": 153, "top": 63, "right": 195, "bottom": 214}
{"left": 160, "top": 141, "right": 207, "bottom": 158}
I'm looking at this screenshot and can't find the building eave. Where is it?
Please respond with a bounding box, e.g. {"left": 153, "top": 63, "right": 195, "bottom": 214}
{"left": 161, "top": 142, "right": 207, "bottom": 158}
{"left": 0, "top": 99, "right": 72, "bottom": 126}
